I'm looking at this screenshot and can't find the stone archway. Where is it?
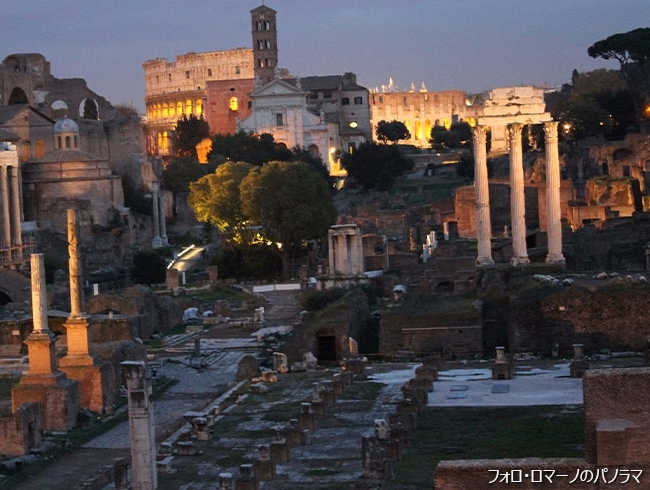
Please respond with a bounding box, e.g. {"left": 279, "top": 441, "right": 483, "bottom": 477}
{"left": 8, "top": 87, "right": 28, "bottom": 104}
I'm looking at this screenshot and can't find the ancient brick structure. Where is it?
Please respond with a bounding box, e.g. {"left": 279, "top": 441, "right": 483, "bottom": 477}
{"left": 369, "top": 87, "right": 482, "bottom": 148}
{"left": 0, "top": 402, "right": 40, "bottom": 456}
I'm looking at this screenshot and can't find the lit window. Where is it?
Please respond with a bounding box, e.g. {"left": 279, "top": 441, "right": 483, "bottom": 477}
{"left": 162, "top": 103, "right": 168, "bottom": 118}
{"left": 21, "top": 142, "right": 30, "bottom": 161}
{"left": 195, "top": 99, "right": 203, "bottom": 116}
{"left": 186, "top": 99, "right": 192, "bottom": 115}
{"left": 354, "top": 96, "right": 363, "bottom": 105}
{"left": 229, "top": 96, "right": 238, "bottom": 111}
{"left": 177, "top": 101, "right": 183, "bottom": 115}
{"left": 36, "top": 139, "right": 45, "bottom": 158}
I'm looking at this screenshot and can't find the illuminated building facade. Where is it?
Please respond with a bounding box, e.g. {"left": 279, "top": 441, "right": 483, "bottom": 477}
{"left": 143, "top": 5, "right": 279, "bottom": 156}
{"left": 369, "top": 84, "right": 482, "bottom": 148}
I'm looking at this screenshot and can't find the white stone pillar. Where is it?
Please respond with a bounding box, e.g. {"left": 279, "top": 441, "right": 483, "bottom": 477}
{"left": 508, "top": 124, "right": 529, "bottom": 266}
{"left": 544, "top": 122, "right": 565, "bottom": 264}
{"left": 151, "top": 186, "right": 161, "bottom": 248}
{"left": 0, "top": 165, "right": 10, "bottom": 248}
{"left": 472, "top": 126, "right": 494, "bottom": 266}
{"left": 31, "top": 254, "right": 50, "bottom": 334}
{"left": 10, "top": 165, "right": 21, "bottom": 247}
{"left": 67, "top": 209, "right": 84, "bottom": 317}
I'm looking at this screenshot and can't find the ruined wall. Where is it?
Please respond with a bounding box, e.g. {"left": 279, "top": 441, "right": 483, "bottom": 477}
{"left": 0, "top": 402, "right": 40, "bottom": 457}
{"left": 380, "top": 294, "right": 482, "bottom": 359}
{"left": 86, "top": 285, "right": 184, "bottom": 339}
{"left": 283, "top": 288, "right": 369, "bottom": 363}
{"left": 583, "top": 368, "right": 650, "bottom": 465}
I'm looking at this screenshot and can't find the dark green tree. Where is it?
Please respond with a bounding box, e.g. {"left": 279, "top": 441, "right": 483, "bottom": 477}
{"left": 239, "top": 161, "right": 338, "bottom": 277}
{"left": 341, "top": 142, "right": 414, "bottom": 191}
{"left": 130, "top": 249, "right": 166, "bottom": 284}
{"left": 172, "top": 114, "right": 211, "bottom": 158}
{"left": 209, "top": 131, "right": 285, "bottom": 166}
{"left": 376, "top": 120, "right": 411, "bottom": 144}
{"left": 162, "top": 156, "right": 221, "bottom": 194}
{"left": 588, "top": 28, "right": 650, "bottom": 122}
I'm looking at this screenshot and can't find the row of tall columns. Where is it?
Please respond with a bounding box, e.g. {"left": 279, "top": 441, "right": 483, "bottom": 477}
{"left": 0, "top": 162, "right": 23, "bottom": 250}
{"left": 472, "top": 121, "right": 565, "bottom": 267}
{"left": 328, "top": 225, "right": 364, "bottom": 276}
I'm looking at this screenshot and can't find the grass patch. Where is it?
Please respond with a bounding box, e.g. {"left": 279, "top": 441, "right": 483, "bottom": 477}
{"left": 338, "top": 381, "right": 385, "bottom": 400}
{"left": 262, "top": 401, "right": 299, "bottom": 422}
{"left": 393, "top": 405, "right": 584, "bottom": 488}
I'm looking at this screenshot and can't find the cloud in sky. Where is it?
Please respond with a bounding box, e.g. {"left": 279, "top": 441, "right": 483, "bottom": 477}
{"left": 3, "top": 0, "right": 649, "bottom": 113}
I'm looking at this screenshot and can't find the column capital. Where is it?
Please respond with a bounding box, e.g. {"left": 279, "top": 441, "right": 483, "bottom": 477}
{"left": 472, "top": 125, "right": 488, "bottom": 143}
{"left": 507, "top": 123, "right": 523, "bottom": 139}
{"left": 543, "top": 121, "right": 559, "bottom": 139}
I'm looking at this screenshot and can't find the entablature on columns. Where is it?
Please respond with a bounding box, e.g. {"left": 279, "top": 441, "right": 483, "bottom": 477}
{"left": 478, "top": 113, "right": 553, "bottom": 128}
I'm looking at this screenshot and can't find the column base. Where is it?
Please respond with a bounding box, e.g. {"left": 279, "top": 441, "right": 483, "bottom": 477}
{"left": 476, "top": 256, "right": 495, "bottom": 267}
{"left": 510, "top": 256, "right": 530, "bottom": 267}
{"left": 152, "top": 236, "right": 162, "bottom": 248}
{"left": 545, "top": 254, "right": 566, "bottom": 265}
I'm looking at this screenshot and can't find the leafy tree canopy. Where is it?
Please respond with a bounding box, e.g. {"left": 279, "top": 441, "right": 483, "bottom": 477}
{"left": 341, "top": 142, "right": 414, "bottom": 191}
{"left": 162, "top": 156, "right": 222, "bottom": 194}
{"left": 376, "top": 120, "right": 411, "bottom": 144}
{"left": 209, "top": 131, "right": 290, "bottom": 166}
{"left": 588, "top": 28, "right": 650, "bottom": 120}
{"left": 550, "top": 68, "right": 637, "bottom": 140}
{"left": 172, "top": 114, "right": 211, "bottom": 158}
{"left": 189, "top": 161, "right": 255, "bottom": 236}
{"left": 239, "top": 161, "right": 338, "bottom": 275}
{"left": 430, "top": 121, "right": 472, "bottom": 150}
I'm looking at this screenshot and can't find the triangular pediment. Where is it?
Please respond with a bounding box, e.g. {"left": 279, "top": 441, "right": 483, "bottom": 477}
{"left": 250, "top": 79, "right": 308, "bottom": 98}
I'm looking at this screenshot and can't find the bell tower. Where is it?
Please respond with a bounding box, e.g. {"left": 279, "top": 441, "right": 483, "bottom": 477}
{"left": 251, "top": 5, "right": 278, "bottom": 86}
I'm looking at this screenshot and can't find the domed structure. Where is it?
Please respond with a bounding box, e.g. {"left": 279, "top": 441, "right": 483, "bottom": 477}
{"left": 53, "top": 117, "right": 79, "bottom": 133}
{"left": 53, "top": 117, "right": 79, "bottom": 150}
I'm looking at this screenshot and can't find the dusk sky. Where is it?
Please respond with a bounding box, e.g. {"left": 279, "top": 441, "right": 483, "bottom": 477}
{"left": 4, "top": 1, "right": 649, "bottom": 114}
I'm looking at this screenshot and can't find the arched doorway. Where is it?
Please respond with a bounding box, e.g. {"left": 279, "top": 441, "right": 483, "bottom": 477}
{"left": 8, "top": 87, "right": 28, "bottom": 104}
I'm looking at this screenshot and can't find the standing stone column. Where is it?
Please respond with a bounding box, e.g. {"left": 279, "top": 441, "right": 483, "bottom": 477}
{"left": 0, "top": 165, "right": 10, "bottom": 248}
{"left": 122, "top": 361, "right": 157, "bottom": 490}
{"left": 544, "top": 122, "right": 565, "bottom": 264}
{"left": 472, "top": 126, "right": 494, "bottom": 266}
{"left": 508, "top": 124, "right": 529, "bottom": 266}
{"left": 10, "top": 165, "right": 21, "bottom": 248}
{"left": 67, "top": 209, "right": 83, "bottom": 318}
{"left": 158, "top": 194, "right": 168, "bottom": 246}
{"left": 151, "top": 185, "right": 161, "bottom": 248}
